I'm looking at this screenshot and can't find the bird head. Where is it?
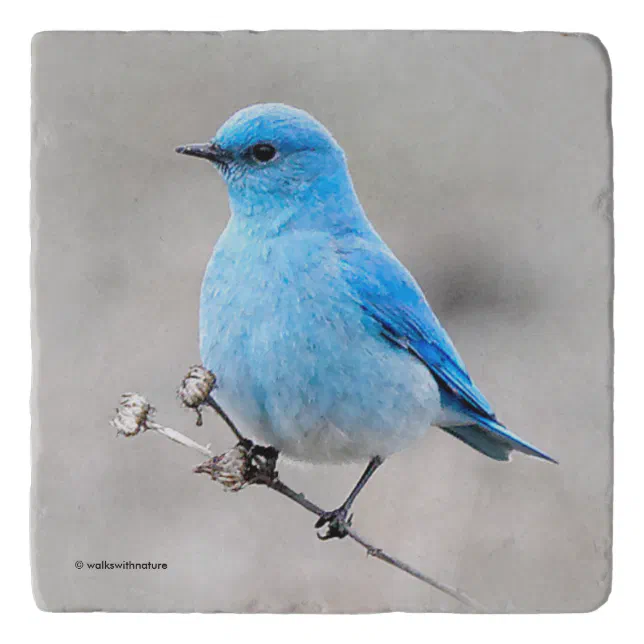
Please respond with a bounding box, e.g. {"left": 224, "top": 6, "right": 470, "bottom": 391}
{"left": 176, "top": 104, "right": 359, "bottom": 227}
{"left": 176, "top": 103, "right": 347, "bottom": 191}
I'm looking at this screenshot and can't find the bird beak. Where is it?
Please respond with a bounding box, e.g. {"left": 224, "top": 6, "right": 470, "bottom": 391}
{"left": 175, "top": 142, "right": 232, "bottom": 165}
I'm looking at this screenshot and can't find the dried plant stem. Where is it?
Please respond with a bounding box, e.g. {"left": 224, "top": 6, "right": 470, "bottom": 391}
{"left": 245, "top": 470, "right": 482, "bottom": 610}
{"left": 153, "top": 419, "right": 481, "bottom": 610}
{"left": 149, "top": 422, "right": 214, "bottom": 457}
{"left": 113, "top": 382, "right": 483, "bottom": 611}
{"left": 205, "top": 396, "right": 245, "bottom": 442}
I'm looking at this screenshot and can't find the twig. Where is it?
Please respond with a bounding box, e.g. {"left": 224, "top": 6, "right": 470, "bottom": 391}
{"left": 112, "top": 368, "right": 484, "bottom": 612}
{"left": 111, "top": 392, "right": 214, "bottom": 457}
{"left": 255, "top": 473, "right": 482, "bottom": 609}
{"left": 205, "top": 395, "right": 245, "bottom": 442}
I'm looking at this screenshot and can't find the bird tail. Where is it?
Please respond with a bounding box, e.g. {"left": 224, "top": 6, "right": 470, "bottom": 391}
{"left": 440, "top": 415, "right": 557, "bottom": 464}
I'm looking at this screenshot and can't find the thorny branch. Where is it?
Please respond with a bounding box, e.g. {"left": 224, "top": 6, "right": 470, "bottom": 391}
{"left": 111, "top": 365, "right": 483, "bottom": 611}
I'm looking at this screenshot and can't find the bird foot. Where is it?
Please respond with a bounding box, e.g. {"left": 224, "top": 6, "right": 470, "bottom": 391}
{"left": 242, "top": 440, "right": 280, "bottom": 483}
{"left": 315, "top": 506, "right": 353, "bottom": 540}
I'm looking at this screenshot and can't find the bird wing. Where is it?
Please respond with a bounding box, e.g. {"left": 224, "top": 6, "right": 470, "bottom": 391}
{"left": 336, "top": 238, "right": 556, "bottom": 463}
{"left": 336, "top": 240, "right": 496, "bottom": 420}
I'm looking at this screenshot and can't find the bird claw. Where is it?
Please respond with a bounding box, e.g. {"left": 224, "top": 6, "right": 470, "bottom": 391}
{"left": 315, "top": 507, "right": 353, "bottom": 540}
{"left": 244, "top": 441, "right": 280, "bottom": 482}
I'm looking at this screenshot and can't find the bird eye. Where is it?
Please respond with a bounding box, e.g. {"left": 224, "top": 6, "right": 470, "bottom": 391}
{"left": 251, "top": 143, "right": 277, "bottom": 163}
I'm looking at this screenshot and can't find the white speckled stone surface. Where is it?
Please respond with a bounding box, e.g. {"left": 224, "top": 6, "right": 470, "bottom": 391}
{"left": 31, "top": 31, "right": 612, "bottom": 612}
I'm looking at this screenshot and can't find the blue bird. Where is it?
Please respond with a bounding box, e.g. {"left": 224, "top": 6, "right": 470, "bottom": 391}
{"left": 176, "top": 103, "right": 556, "bottom": 539}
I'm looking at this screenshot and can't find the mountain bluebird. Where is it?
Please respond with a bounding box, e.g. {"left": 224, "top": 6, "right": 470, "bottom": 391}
{"left": 176, "top": 103, "right": 556, "bottom": 539}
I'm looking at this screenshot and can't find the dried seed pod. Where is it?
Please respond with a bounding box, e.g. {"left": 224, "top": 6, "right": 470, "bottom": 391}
{"left": 193, "top": 444, "right": 250, "bottom": 492}
{"left": 177, "top": 365, "right": 216, "bottom": 425}
{"left": 111, "top": 393, "right": 155, "bottom": 437}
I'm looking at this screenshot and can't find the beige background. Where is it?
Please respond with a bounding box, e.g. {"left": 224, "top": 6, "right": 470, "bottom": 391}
{"left": 31, "top": 31, "right": 612, "bottom": 612}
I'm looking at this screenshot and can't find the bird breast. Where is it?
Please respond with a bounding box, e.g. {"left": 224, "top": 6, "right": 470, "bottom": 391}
{"left": 198, "top": 227, "right": 440, "bottom": 461}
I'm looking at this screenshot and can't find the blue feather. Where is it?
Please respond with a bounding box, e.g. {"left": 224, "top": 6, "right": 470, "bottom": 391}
{"left": 184, "top": 102, "right": 556, "bottom": 466}
{"left": 338, "top": 240, "right": 557, "bottom": 463}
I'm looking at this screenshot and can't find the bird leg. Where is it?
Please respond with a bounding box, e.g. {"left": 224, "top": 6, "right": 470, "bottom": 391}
{"left": 316, "top": 456, "right": 384, "bottom": 541}
{"left": 175, "top": 365, "right": 383, "bottom": 539}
